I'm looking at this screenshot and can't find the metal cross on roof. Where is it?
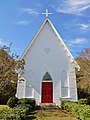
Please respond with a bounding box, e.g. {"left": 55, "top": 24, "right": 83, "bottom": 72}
{"left": 42, "top": 9, "right": 52, "bottom": 18}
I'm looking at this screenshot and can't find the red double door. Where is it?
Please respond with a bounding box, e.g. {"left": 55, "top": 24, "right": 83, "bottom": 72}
{"left": 41, "top": 82, "right": 53, "bottom": 103}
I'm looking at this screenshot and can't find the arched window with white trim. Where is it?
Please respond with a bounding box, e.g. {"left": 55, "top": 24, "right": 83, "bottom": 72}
{"left": 61, "top": 70, "right": 69, "bottom": 98}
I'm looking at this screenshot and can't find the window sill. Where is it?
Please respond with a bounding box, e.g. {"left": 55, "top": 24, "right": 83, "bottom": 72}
{"left": 25, "top": 96, "right": 34, "bottom": 98}
{"left": 61, "top": 97, "right": 71, "bottom": 99}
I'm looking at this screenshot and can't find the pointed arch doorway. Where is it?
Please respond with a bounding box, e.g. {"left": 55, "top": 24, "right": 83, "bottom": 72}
{"left": 41, "top": 72, "right": 53, "bottom": 103}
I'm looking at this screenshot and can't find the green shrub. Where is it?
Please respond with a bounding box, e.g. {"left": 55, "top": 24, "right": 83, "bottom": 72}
{"left": 7, "top": 96, "right": 19, "bottom": 108}
{"left": 61, "top": 99, "right": 68, "bottom": 110}
{"left": 61, "top": 99, "right": 90, "bottom": 120}
{"left": 78, "top": 105, "right": 90, "bottom": 120}
{"left": 0, "top": 109, "right": 21, "bottom": 120}
{"left": 78, "top": 98, "right": 89, "bottom": 105}
{"left": 15, "top": 104, "right": 32, "bottom": 114}
{"left": 0, "top": 104, "right": 32, "bottom": 120}
{"left": 18, "top": 98, "right": 36, "bottom": 110}
{"left": 18, "top": 98, "right": 28, "bottom": 104}
{"left": 1, "top": 98, "right": 36, "bottom": 119}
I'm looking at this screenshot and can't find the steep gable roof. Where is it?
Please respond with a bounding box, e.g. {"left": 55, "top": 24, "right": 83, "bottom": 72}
{"left": 20, "top": 18, "right": 80, "bottom": 70}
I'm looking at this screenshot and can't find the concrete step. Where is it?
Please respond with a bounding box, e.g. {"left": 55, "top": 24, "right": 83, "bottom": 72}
{"left": 38, "top": 103, "right": 60, "bottom": 110}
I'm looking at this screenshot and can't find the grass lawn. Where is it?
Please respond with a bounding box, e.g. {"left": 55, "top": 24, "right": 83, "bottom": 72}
{"left": 0, "top": 105, "right": 9, "bottom": 111}
{"left": 27, "top": 109, "right": 78, "bottom": 120}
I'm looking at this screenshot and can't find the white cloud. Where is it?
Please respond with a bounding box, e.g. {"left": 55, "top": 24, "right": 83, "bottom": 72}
{"left": 16, "top": 20, "right": 31, "bottom": 25}
{"left": 52, "top": 0, "right": 90, "bottom": 15}
{"left": 78, "top": 23, "right": 90, "bottom": 30}
{"left": 21, "top": 8, "right": 39, "bottom": 15}
{"left": 68, "top": 38, "right": 87, "bottom": 44}
{"left": 66, "top": 43, "right": 72, "bottom": 46}
{"left": 65, "top": 38, "right": 88, "bottom": 53}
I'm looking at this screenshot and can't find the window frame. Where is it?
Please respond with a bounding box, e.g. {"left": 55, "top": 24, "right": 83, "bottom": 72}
{"left": 61, "top": 70, "right": 70, "bottom": 98}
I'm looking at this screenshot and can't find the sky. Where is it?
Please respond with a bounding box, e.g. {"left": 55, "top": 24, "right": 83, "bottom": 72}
{"left": 0, "top": 0, "right": 90, "bottom": 58}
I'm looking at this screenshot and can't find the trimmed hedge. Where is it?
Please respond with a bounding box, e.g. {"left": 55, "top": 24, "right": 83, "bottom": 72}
{"left": 61, "top": 100, "right": 90, "bottom": 120}
{"left": 7, "top": 96, "right": 19, "bottom": 108}
{"left": 7, "top": 97, "right": 36, "bottom": 110}
{"left": 0, "top": 104, "right": 32, "bottom": 120}
{"left": 18, "top": 98, "right": 36, "bottom": 110}
{"left": 78, "top": 98, "right": 89, "bottom": 105}
{"left": 1, "top": 97, "right": 36, "bottom": 119}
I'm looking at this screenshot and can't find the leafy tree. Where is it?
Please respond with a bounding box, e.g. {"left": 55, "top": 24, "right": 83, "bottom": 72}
{"left": 0, "top": 45, "right": 25, "bottom": 104}
{"left": 76, "top": 48, "right": 90, "bottom": 99}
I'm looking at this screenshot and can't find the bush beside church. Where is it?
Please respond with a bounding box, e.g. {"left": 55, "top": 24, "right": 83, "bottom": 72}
{"left": 61, "top": 99, "right": 90, "bottom": 120}
{"left": 0, "top": 97, "right": 36, "bottom": 119}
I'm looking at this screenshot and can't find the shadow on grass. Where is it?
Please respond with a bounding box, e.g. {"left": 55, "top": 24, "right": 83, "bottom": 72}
{"left": 29, "top": 111, "right": 37, "bottom": 115}
{"left": 26, "top": 111, "right": 37, "bottom": 120}
{"left": 26, "top": 115, "right": 37, "bottom": 120}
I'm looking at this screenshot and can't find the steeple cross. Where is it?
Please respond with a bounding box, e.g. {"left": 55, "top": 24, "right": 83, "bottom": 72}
{"left": 42, "top": 9, "right": 52, "bottom": 18}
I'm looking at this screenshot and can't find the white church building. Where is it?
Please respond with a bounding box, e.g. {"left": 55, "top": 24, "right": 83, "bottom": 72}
{"left": 16, "top": 10, "right": 80, "bottom": 105}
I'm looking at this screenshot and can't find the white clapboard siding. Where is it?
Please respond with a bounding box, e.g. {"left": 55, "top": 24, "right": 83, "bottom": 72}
{"left": 16, "top": 18, "right": 79, "bottom": 105}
